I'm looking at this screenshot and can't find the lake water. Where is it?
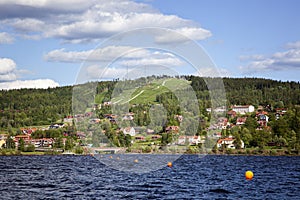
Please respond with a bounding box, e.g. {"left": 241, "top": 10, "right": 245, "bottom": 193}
{"left": 0, "top": 155, "right": 299, "bottom": 199}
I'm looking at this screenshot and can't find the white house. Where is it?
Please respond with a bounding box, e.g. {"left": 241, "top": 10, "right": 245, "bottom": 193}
{"left": 232, "top": 105, "right": 255, "bottom": 114}
{"left": 177, "top": 136, "right": 202, "bottom": 145}
{"left": 122, "top": 127, "right": 136, "bottom": 137}
{"left": 217, "top": 136, "right": 245, "bottom": 149}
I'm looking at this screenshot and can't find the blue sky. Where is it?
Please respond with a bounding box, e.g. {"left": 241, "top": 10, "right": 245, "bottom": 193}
{"left": 0, "top": 0, "right": 300, "bottom": 89}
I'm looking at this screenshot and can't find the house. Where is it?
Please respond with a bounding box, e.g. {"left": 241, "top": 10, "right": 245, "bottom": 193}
{"left": 76, "top": 131, "right": 86, "bottom": 139}
{"left": 227, "top": 110, "right": 237, "bottom": 118}
{"left": 232, "top": 105, "right": 255, "bottom": 114}
{"left": 0, "top": 134, "right": 7, "bottom": 148}
{"left": 206, "top": 106, "right": 227, "bottom": 113}
{"left": 217, "top": 117, "right": 229, "bottom": 129}
{"left": 89, "top": 118, "right": 101, "bottom": 124}
{"left": 146, "top": 128, "right": 155, "bottom": 134}
{"left": 177, "top": 135, "right": 202, "bottom": 145}
{"left": 85, "top": 112, "right": 93, "bottom": 117}
{"left": 103, "top": 101, "right": 112, "bottom": 106}
{"left": 177, "top": 136, "right": 186, "bottom": 145}
{"left": 122, "top": 127, "right": 136, "bottom": 137}
{"left": 20, "top": 127, "right": 37, "bottom": 135}
{"left": 236, "top": 117, "right": 247, "bottom": 125}
{"left": 49, "top": 123, "right": 64, "bottom": 129}
{"left": 135, "top": 136, "right": 145, "bottom": 141}
{"left": 174, "top": 115, "right": 183, "bottom": 122}
{"left": 122, "top": 112, "right": 134, "bottom": 121}
{"left": 104, "top": 114, "right": 118, "bottom": 123}
{"left": 151, "top": 135, "right": 161, "bottom": 140}
{"left": 212, "top": 132, "right": 222, "bottom": 139}
{"left": 166, "top": 126, "right": 179, "bottom": 133}
{"left": 275, "top": 108, "right": 287, "bottom": 120}
{"left": 14, "top": 134, "right": 30, "bottom": 141}
{"left": 0, "top": 134, "right": 8, "bottom": 140}
{"left": 217, "top": 136, "right": 245, "bottom": 149}
{"left": 257, "top": 114, "right": 269, "bottom": 127}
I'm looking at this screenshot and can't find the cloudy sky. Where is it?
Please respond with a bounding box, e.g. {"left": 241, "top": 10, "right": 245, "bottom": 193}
{"left": 0, "top": 0, "right": 300, "bottom": 90}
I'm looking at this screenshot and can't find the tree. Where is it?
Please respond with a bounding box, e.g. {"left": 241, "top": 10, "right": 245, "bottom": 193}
{"left": 125, "top": 134, "right": 132, "bottom": 147}
{"left": 233, "top": 135, "right": 242, "bottom": 149}
{"left": 65, "top": 138, "right": 74, "bottom": 150}
{"left": 54, "top": 137, "right": 64, "bottom": 148}
{"left": 18, "top": 138, "right": 25, "bottom": 151}
{"left": 244, "top": 116, "right": 259, "bottom": 133}
{"left": 161, "top": 133, "right": 168, "bottom": 145}
{"left": 5, "top": 137, "right": 15, "bottom": 149}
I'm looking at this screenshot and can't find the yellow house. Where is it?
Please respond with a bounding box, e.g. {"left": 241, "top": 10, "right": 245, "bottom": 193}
{"left": 0, "top": 134, "right": 8, "bottom": 148}
{"left": 0, "top": 140, "right": 5, "bottom": 148}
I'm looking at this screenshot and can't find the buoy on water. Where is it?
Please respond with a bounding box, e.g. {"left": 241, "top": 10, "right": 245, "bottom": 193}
{"left": 134, "top": 159, "right": 138, "bottom": 163}
{"left": 167, "top": 162, "right": 172, "bottom": 168}
{"left": 245, "top": 170, "right": 254, "bottom": 180}
{"left": 110, "top": 155, "right": 113, "bottom": 159}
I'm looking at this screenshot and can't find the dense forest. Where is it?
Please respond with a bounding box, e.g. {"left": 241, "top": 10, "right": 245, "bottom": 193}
{"left": 1, "top": 76, "right": 300, "bottom": 130}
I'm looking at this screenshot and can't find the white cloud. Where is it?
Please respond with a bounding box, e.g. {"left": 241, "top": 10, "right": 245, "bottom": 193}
{"left": 0, "top": 32, "right": 14, "bottom": 44}
{"left": 239, "top": 54, "right": 265, "bottom": 61}
{"left": 120, "top": 55, "right": 183, "bottom": 67}
{"left": 44, "top": 46, "right": 149, "bottom": 62}
{"left": 154, "top": 27, "right": 212, "bottom": 44}
{"left": 194, "top": 67, "right": 231, "bottom": 78}
{"left": 0, "top": 58, "right": 17, "bottom": 80}
{"left": 285, "top": 41, "right": 300, "bottom": 49}
{"left": 45, "top": 46, "right": 184, "bottom": 67}
{"left": 86, "top": 65, "right": 128, "bottom": 79}
{"left": 0, "top": 0, "right": 212, "bottom": 43}
{"left": 0, "top": 57, "right": 35, "bottom": 83}
{"left": 239, "top": 41, "right": 300, "bottom": 74}
{"left": 0, "top": 0, "right": 94, "bottom": 12}
{"left": 0, "top": 79, "right": 59, "bottom": 90}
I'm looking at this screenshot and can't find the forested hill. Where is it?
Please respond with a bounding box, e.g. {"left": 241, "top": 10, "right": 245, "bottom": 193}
{"left": 187, "top": 76, "right": 300, "bottom": 107}
{"left": 1, "top": 77, "right": 300, "bottom": 128}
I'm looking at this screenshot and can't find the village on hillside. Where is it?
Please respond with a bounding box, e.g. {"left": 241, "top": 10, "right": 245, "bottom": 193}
{"left": 0, "top": 101, "right": 292, "bottom": 155}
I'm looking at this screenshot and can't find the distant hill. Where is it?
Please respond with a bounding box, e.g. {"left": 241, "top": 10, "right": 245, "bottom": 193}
{"left": 1, "top": 76, "right": 300, "bottom": 128}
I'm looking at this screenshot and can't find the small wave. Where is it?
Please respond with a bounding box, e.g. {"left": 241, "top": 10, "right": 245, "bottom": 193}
{"left": 209, "top": 188, "right": 231, "bottom": 194}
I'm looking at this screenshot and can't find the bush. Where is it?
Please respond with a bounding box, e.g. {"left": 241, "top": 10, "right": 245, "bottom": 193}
{"left": 225, "top": 148, "right": 233, "bottom": 154}
{"left": 25, "top": 144, "right": 35, "bottom": 152}
{"left": 75, "top": 146, "right": 84, "bottom": 154}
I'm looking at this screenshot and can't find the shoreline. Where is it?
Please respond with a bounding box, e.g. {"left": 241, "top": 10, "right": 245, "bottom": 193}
{"left": 1, "top": 151, "right": 299, "bottom": 156}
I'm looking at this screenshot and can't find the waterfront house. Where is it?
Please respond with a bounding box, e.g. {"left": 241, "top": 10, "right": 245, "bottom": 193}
{"left": 217, "top": 136, "right": 244, "bottom": 149}
{"left": 177, "top": 135, "right": 202, "bottom": 145}
{"left": 0, "top": 134, "right": 7, "bottom": 148}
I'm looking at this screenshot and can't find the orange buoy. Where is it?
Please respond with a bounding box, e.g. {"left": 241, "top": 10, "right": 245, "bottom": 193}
{"left": 134, "top": 159, "right": 138, "bottom": 163}
{"left": 110, "top": 155, "right": 113, "bottom": 159}
{"left": 245, "top": 170, "right": 254, "bottom": 180}
{"left": 167, "top": 162, "right": 172, "bottom": 168}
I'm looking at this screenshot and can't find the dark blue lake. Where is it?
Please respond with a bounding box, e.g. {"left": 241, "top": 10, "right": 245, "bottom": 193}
{"left": 0, "top": 155, "right": 299, "bottom": 199}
